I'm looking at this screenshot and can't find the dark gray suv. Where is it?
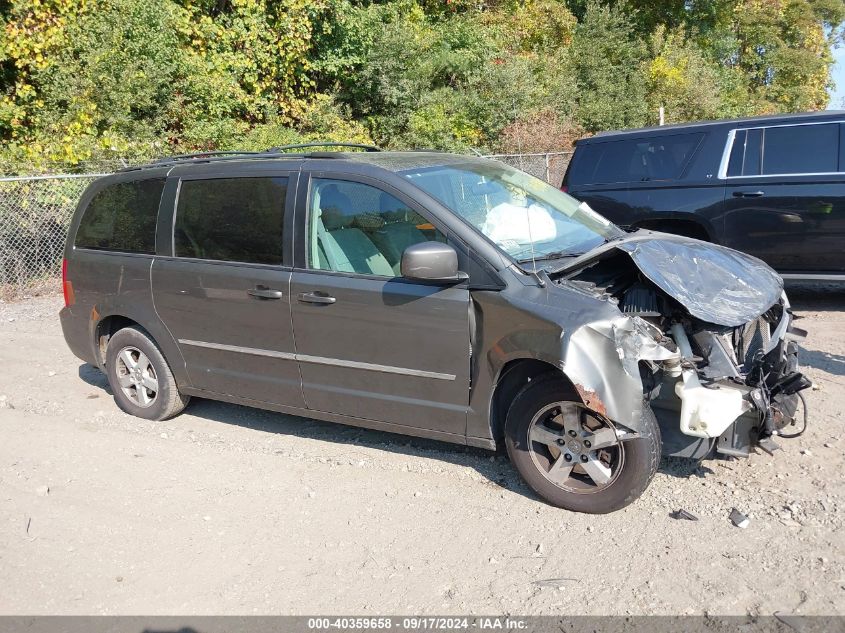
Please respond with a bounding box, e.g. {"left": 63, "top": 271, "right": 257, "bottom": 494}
{"left": 60, "top": 146, "right": 810, "bottom": 513}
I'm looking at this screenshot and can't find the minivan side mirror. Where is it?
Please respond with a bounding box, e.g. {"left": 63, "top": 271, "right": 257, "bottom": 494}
{"left": 401, "top": 242, "right": 468, "bottom": 283}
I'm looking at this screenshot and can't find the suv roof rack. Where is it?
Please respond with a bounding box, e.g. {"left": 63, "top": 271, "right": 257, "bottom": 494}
{"left": 267, "top": 142, "right": 382, "bottom": 153}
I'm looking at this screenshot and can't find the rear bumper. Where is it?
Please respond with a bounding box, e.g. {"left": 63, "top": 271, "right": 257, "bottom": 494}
{"left": 60, "top": 305, "right": 98, "bottom": 366}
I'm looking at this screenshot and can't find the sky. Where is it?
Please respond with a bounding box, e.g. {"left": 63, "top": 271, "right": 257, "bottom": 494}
{"left": 829, "top": 44, "right": 845, "bottom": 109}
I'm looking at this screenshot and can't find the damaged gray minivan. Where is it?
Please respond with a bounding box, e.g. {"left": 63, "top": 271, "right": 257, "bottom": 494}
{"left": 60, "top": 147, "right": 811, "bottom": 513}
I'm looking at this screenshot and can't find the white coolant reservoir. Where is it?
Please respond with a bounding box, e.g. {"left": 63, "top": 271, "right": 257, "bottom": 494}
{"left": 669, "top": 323, "right": 748, "bottom": 438}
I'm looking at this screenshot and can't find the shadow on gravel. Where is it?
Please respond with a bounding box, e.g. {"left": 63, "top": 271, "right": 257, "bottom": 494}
{"left": 77, "top": 361, "right": 713, "bottom": 505}
{"left": 659, "top": 456, "right": 715, "bottom": 479}
{"left": 784, "top": 281, "right": 845, "bottom": 313}
{"left": 780, "top": 282, "right": 845, "bottom": 375}
{"left": 75, "top": 362, "right": 532, "bottom": 500}
{"left": 185, "top": 397, "right": 532, "bottom": 496}
{"left": 79, "top": 363, "right": 111, "bottom": 393}
{"left": 797, "top": 346, "right": 845, "bottom": 376}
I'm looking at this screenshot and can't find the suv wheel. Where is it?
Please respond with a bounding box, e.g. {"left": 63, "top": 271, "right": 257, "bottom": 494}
{"left": 505, "top": 374, "right": 660, "bottom": 513}
{"left": 105, "top": 326, "right": 189, "bottom": 421}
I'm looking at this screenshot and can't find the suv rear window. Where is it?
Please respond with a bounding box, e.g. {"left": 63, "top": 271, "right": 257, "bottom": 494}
{"left": 727, "top": 124, "right": 840, "bottom": 176}
{"left": 75, "top": 178, "right": 164, "bottom": 254}
{"left": 569, "top": 133, "right": 703, "bottom": 185}
{"left": 174, "top": 177, "right": 287, "bottom": 265}
{"left": 762, "top": 124, "right": 839, "bottom": 175}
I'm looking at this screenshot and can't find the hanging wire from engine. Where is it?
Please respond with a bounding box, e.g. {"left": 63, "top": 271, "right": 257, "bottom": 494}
{"left": 777, "top": 391, "right": 809, "bottom": 439}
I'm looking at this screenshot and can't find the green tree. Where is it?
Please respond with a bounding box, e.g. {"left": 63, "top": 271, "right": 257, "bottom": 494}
{"left": 734, "top": 0, "right": 845, "bottom": 111}
{"left": 3, "top": 0, "right": 184, "bottom": 166}
{"left": 645, "top": 27, "right": 722, "bottom": 124}
{"left": 231, "top": 94, "right": 373, "bottom": 152}
{"left": 315, "top": 1, "right": 493, "bottom": 148}
{"left": 1, "top": 0, "right": 330, "bottom": 168}
{"left": 568, "top": 1, "right": 650, "bottom": 131}
{"left": 2, "top": 0, "right": 845, "bottom": 172}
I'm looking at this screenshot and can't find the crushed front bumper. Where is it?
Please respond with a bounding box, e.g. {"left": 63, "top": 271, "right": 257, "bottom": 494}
{"left": 653, "top": 294, "right": 811, "bottom": 459}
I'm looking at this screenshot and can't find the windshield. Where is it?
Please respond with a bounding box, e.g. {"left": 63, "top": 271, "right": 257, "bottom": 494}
{"left": 400, "top": 161, "right": 624, "bottom": 264}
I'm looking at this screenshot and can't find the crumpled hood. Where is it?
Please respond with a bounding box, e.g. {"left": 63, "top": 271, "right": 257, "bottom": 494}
{"left": 616, "top": 236, "right": 783, "bottom": 327}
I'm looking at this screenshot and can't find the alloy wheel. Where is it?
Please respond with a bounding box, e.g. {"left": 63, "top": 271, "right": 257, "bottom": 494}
{"left": 527, "top": 402, "right": 624, "bottom": 493}
{"left": 115, "top": 346, "right": 159, "bottom": 408}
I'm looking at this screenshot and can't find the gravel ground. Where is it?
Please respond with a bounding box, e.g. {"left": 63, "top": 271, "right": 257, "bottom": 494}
{"left": 0, "top": 287, "right": 843, "bottom": 616}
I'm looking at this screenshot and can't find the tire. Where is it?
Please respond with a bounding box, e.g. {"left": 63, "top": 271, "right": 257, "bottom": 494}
{"left": 504, "top": 374, "right": 660, "bottom": 513}
{"left": 105, "top": 326, "right": 189, "bottom": 421}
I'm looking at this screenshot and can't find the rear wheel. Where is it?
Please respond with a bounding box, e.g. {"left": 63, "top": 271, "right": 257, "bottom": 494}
{"left": 105, "top": 326, "right": 189, "bottom": 421}
{"left": 505, "top": 374, "right": 660, "bottom": 513}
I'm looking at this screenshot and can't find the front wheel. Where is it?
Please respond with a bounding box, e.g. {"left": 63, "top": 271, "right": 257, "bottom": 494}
{"left": 504, "top": 374, "right": 660, "bottom": 513}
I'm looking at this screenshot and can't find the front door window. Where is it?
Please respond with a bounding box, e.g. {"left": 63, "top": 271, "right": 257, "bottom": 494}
{"left": 308, "top": 178, "right": 446, "bottom": 277}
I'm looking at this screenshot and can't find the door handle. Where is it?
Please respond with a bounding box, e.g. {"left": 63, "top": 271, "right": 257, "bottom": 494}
{"left": 732, "top": 190, "right": 765, "bottom": 198}
{"left": 298, "top": 291, "right": 336, "bottom": 305}
{"left": 247, "top": 286, "right": 283, "bottom": 300}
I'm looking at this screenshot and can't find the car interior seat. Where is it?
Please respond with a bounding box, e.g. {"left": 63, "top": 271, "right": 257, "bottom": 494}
{"left": 367, "top": 192, "right": 428, "bottom": 274}
{"left": 315, "top": 184, "right": 394, "bottom": 276}
{"left": 648, "top": 144, "right": 677, "bottom": 180}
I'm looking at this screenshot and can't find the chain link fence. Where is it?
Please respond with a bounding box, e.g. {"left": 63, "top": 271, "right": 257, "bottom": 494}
{"left": 0, "top": 152, "right": 572, "bottom": 298}
{"left": 0, "top": 174, "right": 104, "bottom": 298}
{"left": 487, "top": 151, "right": 572, "bottom": 187}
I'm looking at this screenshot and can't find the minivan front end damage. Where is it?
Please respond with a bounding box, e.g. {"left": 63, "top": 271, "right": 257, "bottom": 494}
{"left": 554, "top": 233, "right": 811, "bottom": 459}
{"left": 658, "top": 295, "right": 810, "bottom": 456}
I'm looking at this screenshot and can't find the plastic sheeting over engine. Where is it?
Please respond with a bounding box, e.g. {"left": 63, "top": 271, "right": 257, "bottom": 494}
{"left": 617, "top": 237, "right": 783, "bottom": 327}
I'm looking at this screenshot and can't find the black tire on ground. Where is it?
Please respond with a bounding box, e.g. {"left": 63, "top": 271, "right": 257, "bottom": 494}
{"left": 504, "top": 373, "right": 660, "bottom": 513}
{"left": 105, "top": 326, "right": 189, "bottom": 421}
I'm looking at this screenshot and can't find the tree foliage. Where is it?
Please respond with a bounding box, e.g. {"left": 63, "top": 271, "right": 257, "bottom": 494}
{"left": 568, "top": 2, "right": 650, "bottom": 132}
{"left": 2, "top": 0, "right": 844, "bottom": 172}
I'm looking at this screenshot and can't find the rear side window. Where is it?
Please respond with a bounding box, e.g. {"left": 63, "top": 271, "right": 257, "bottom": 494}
{"left": 568, "top": 133, "right": 704, "bottom": 185}
{"left": 727, "top": 123, "right": 840, "bottom": 176}
{"left": 75, "top": 179, "right": 164, "bottom": 253}
{"left": 762, "top": 124, "right": 839, "bottom": 175}
{"left": 175, "top": 177, "right": 287, "bottom": 265}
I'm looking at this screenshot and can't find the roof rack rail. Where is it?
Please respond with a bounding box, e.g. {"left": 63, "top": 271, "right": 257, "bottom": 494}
{"left": 267, "top": 142, "right": 382, "bottom": 153}
{"left": 151, "top": 150, "right": 265, "bottom": 164}
{"left": 116, "top": 143, "right": 379, "bottom": 173}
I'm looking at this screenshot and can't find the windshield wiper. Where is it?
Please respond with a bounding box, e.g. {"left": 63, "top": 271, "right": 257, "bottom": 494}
{"left": 517, "top": 250, "right": 587, "bottom": 264}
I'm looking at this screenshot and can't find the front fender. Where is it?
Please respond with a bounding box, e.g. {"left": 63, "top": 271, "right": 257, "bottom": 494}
{"left": 564, "top": 315, "right": 678, "bottom": 433}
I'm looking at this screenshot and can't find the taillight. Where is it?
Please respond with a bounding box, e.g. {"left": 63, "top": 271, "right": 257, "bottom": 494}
{"left": 62, "top": 258, "right": 75, "bottom": 307}
{"left": 560, "top": 185, "right": 568, "bottom": 193}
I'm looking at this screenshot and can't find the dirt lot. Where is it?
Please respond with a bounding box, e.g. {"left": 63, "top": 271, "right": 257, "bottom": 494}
{"left": 0, "top": 287, "right": 843, "bottom": 616}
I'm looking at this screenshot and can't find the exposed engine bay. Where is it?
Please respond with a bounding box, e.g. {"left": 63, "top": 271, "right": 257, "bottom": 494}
{"left": 552, "top": 234, "right": 812, "bottom": 459}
